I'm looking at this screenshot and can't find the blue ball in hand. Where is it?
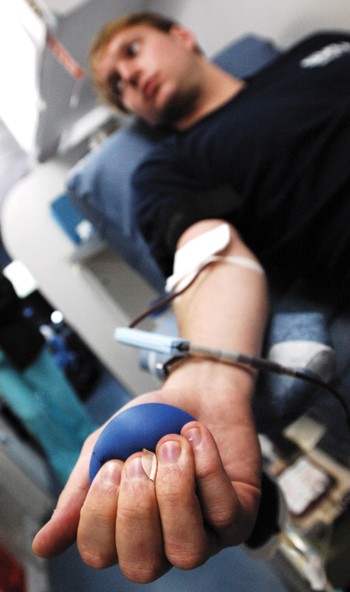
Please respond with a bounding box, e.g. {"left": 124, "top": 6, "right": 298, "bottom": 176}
{"left": 89, "top": 403, "right": 195, "bottom": 483}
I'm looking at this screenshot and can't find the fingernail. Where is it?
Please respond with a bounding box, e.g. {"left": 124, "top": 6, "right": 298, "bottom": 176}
{"left": 158, "top": 440, "right": 181, "bottom": 465}
{"left": 126, "top": 456, "right": 148, "bottom": 481}
{"left": 142, "top": 449, "right": 157, "bottom": 481}
{"left": 100, "top": 462, "right": 122, "bottom": 487}
{"left": 183, "top": 426, "right": 202, "bottom": 448}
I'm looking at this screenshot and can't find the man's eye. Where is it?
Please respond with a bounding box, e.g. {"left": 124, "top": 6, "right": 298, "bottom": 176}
{"left": 127, "top": 40, "right": 140, "bottom": 57}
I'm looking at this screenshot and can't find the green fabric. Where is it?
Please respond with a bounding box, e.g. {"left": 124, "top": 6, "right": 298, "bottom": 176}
{"left": 0, "top": 347, "right": 98, "bottom": 484}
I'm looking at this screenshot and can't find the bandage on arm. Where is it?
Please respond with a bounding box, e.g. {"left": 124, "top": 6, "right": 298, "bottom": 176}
{"left": 166, "top": 223, "right": 264, "bottom": 293}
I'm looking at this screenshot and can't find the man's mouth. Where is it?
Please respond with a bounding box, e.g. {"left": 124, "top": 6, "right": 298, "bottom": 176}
{"left": 143, "top": 75, "right": 160, "bottom": 100}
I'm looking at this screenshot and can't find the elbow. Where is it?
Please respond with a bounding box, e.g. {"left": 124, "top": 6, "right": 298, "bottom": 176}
{"left": 177, "top": 219, "right": 263, "bottom": 268}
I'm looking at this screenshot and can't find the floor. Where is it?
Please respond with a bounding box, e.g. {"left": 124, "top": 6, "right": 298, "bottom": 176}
{"left": 48, "top": 544, "right": 292, "bottom": 592}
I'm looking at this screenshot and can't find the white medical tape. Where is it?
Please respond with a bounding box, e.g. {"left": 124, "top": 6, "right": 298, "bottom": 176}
{"left": 165, "top": 223, "right": 264, "bottom": 293}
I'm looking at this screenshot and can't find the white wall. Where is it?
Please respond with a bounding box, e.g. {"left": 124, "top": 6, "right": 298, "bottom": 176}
{"left": 149, "top": 0, "right": 350, "bottom": 54}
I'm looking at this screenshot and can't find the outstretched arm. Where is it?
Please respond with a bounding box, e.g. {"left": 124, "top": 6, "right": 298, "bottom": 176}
{"left": 33, "top": 219, "right": 269, "bottom": 583}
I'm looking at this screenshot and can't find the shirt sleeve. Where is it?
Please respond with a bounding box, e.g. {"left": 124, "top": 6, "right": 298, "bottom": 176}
{"left": 132, "top": 146, "right": 241, "bottom": 277}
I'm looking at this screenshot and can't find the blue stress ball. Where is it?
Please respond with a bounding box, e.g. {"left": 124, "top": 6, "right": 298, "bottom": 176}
{"left": 89, "top": 403, "right": 195, "bottom": 483}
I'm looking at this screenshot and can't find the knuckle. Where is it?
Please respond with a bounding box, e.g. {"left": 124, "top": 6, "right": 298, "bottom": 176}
{"left": 120, "top": 560, "right": 166, "bottom": 584}
{"left": 202, "top": 489, "right": 236, "bottom": 528}
{"left": 118, "top": 497, "right": 153, "bottom": 523}
{"left": 79, "top": 546, "right": 115, "bottom": 570}
{"left": 207, "top": 506, "right": 234, "bottom": 529}
{"left": 79, "top": 499, "right": 109, "bottom": 522}
{"left": 157, "top": 488, "right": 184, "bottom": 508}
{"left": 166, "top": 542, "right": 206, "bottom": 570}
{"left": 156, "top": 471, "right": 190, "bottom": 504}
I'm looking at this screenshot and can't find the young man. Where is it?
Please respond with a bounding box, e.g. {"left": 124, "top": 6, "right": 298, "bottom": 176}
{"left": 89, "top": 12, "right": 350, "bottom": 290}
{"left": 33, "top": 12, "right": 350, "bottom": 583}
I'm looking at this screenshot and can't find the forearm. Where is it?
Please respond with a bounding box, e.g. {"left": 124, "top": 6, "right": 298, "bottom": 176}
{"left": 164, "top": 219, "right": 269, "bottom": 407}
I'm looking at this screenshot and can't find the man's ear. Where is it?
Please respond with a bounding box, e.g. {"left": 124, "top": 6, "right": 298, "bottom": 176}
{"left": 169, "top": 25, "right": 198, "bottom": 52}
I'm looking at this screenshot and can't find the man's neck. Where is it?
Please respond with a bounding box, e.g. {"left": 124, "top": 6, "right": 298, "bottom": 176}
{"left": 176, "top": 62, "right": 246, "bottom": 130}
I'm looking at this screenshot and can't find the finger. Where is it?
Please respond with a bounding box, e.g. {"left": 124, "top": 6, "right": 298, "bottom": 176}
{"left": 32, "top": 434, "right": 96, "bottom": 558}
{"left": 77, "top": 460, "right": 122, "bottom": 568}
{"left": 182, "top": 422, "right": 260, "bottom": 545}
{"left": 155, "top": 435, "right": 211, "bottom": 570}
{"left": 116, "top": 452, "right": 169, "bottom": 583}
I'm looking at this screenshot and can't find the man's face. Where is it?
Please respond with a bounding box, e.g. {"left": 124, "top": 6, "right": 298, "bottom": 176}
{"left": 95, "top": 23, "right": 202, "bottom": 126}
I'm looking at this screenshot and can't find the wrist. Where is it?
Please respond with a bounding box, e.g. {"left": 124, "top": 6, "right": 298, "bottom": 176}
{"left": 162, "top": 356, "right": 257, "bottom": 417}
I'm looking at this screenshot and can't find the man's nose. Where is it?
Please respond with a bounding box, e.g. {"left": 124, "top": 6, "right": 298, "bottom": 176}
{"left": 119, "top": 62, "right": 140, "bottom": 87}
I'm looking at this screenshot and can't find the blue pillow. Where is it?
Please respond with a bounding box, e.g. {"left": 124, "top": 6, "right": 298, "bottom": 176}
{"left": 67, "top": 120, "right": 167, "bottom": 291}
{"left": 66, "top": 35, "right": 280, "bottom": 291}
{"left": 213, "top": 34, "right": 279, "bottom": 77}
